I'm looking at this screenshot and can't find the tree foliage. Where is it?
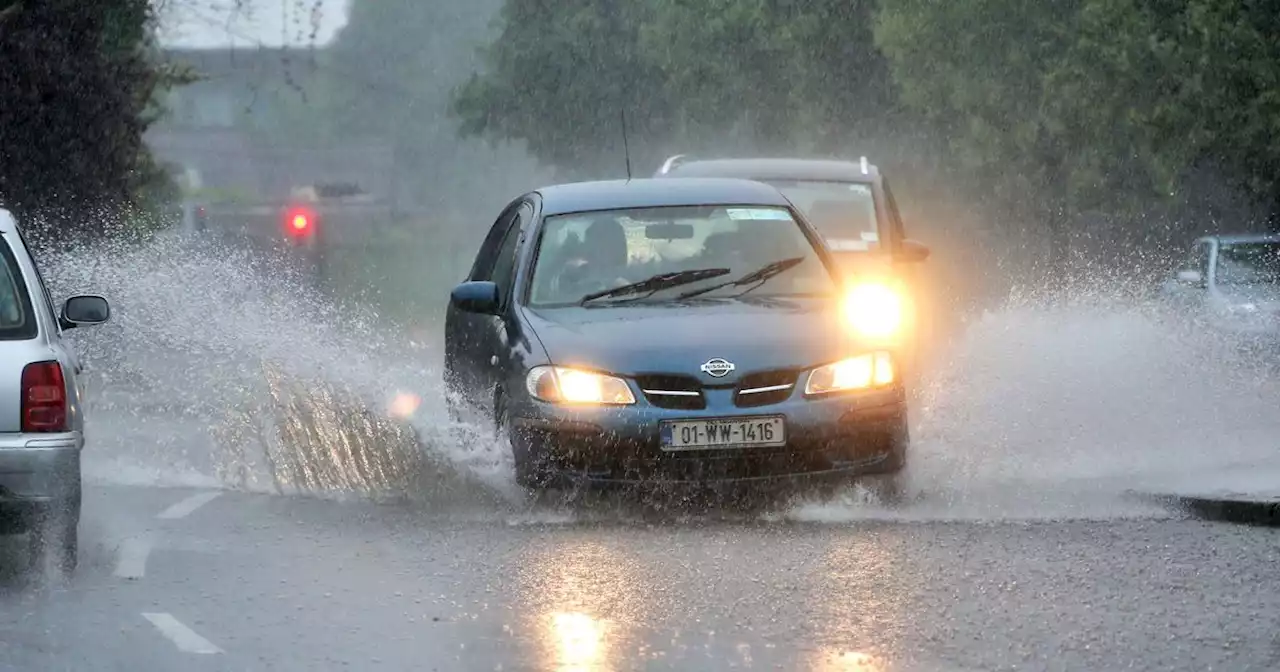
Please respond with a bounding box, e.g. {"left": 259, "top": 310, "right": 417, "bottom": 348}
{"left": 452, "top": 0, "right": 676, "bottom": 175}
{"left": 875, "top": 0, "right": 1280, "bottom": 216}
{"left": 0, "top": 0, "right": 182, "bottom": 237}
{"left": 452, "top": 0, "right": 892, "bottom": 169}
{"left": 453, "top": 0, "right": 1280, "bottom": 223}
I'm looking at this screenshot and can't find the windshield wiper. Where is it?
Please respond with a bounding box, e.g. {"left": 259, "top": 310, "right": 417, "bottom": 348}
{"left": 676, "top": 256, "right": 806, "bottom": 300}
{"left": 579, "top": 268, "right": 731, "bottom": 305}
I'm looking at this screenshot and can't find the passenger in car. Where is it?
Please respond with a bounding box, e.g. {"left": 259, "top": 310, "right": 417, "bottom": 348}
{"left": 554, "top": 217, "right": 632, "bottom": 298}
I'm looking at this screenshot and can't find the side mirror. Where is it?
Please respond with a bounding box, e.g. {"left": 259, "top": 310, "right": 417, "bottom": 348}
{"left": 1176, "top": 270, "right": 1203, "bottom": 285}
{"left": 60, "top": 294, "right": 110, "bottom": 329}
{"left": 895, "top": 239, "right": 930, "bottom": 263}
{"left": 450, "top": 281, "right": 501, "bottom": 315}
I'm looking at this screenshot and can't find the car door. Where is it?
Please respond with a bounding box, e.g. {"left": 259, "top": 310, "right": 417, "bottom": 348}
{"left": 444, "top": 199, "right": 529, "bottom": 415}
{"left": 879, "top": 181, "right": 929, "bottom": 371}
{"left": 0, "top": 229, "right": 85, "bottom": 435}
{"left": 18, "top": 229, "right": 78, "bottom": 368}
{"left": 480, "top": 201, "right": 535, "bottom": 411}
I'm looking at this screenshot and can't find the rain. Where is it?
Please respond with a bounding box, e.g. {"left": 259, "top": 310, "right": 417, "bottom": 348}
{"left": 1, "top": 0, "right": 1279, "bottom": 670}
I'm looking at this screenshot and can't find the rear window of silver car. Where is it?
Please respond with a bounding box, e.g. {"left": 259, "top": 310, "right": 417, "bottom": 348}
{"left": 0, "top": 237, "right": 37, "bottom": 339}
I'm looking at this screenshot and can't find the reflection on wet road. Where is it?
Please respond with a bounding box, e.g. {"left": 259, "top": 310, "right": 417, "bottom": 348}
{"left": 29, "top": 233, "right": 1280, "bottom": 670}
{"left": 2, "top": 485, "right": 1278, "bottom": 671}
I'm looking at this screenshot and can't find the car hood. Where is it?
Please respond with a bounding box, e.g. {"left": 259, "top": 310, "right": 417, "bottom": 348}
{"left": 522, "top": 298, "right": 865, "bottom": 382}
{"left": 1213, "top": 285, "right": 1280, "bottom": 312}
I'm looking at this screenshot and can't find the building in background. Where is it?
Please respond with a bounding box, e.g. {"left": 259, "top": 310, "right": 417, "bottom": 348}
{"left": 146, "top": 47, "right": 394, "bottom": 208}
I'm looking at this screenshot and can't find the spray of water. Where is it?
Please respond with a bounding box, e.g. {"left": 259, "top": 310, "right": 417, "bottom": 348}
{"left": 40, "top": 230, "right": 518, "bottom": 504}
{"left": 785, "top": 276, "right": 1280, "bottom": 522}
{"left": 38, "top": 229, "right": 1278, "bottom": 523}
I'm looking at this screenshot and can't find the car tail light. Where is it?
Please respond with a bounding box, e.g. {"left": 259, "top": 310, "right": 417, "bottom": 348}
{"left": 284, "top": 207, "right": 316, "bottom": 238}
{"left": 22, "top": 361, "right": 67, "bottom": 432}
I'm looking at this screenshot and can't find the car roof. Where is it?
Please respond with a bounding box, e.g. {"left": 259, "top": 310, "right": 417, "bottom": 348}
{"left": 1204, "top": 233, "right": 1280, "bottom": 245}
{"left": 659, "top": 157, "right": 879, "bottom": 182}
{"left": 0, "top": 208, "right": 16, "bottom": 234}
{"left": 536, "top": 177, "right": 792, "bottom": 216}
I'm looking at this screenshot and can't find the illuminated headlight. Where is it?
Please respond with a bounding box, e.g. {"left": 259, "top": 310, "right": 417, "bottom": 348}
{"left": 843, "top": 282, "right": 904, "bottom": 339}
{"left": 525, "top": 366, "right": 636, "bottom": 405}
{"left": 804, "top": 352, "right": 895, "bottom": 396}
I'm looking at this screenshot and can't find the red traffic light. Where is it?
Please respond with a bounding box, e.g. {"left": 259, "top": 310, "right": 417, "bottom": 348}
{"left": 284, "top": 207, "right": 315, "bottom": 237}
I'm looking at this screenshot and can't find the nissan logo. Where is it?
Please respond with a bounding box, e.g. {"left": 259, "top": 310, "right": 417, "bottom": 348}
{"left": 699, "top": 358, "right": 735, "bottom": 378}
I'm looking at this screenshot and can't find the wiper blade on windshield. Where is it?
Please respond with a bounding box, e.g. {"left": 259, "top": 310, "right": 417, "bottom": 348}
{"left": 676, "top": 256, "right": 806, "bottom": 300}
{"left": 579, "top": 267, "right": 730, "bottom": 305}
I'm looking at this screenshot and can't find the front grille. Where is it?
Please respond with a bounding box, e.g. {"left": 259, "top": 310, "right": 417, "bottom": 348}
{"left": 636, "top": 374, "right": 706, "bottom": 410}
{"left": 734, "top": 369, "right": 799, "bottom": 408}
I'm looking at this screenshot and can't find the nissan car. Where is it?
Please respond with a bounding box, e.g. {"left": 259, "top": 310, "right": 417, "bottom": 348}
{"left": 442, "top": 177, "right": 911, "bottom": 497}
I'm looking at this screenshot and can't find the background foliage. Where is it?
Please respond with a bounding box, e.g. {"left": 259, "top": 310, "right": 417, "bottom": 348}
{"left": 442, "top": 0, "right": 1280, "bottom": 256}
{"left": 0, "top": 0, "right": 188, "bottom": 239}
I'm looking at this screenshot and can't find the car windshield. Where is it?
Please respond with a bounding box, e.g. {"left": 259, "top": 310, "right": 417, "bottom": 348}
{"left": 763, "top": 180, "right": 880, "bottom": 250}
{"left": 1216, "top": 242, "right": 1280, "bottom": 285}
{"left": 527, "top": 204, "right": 836, "bottom": 306}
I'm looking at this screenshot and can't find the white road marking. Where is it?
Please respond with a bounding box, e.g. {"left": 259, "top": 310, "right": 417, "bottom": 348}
{"left": 113, "top": 538, "right": 152, "bottom": 579}
{"left": 142, "top": 613, "right": 223, "bottom": 654}
{"left": 157, "top": 491, "right": 223, "bottom": 520}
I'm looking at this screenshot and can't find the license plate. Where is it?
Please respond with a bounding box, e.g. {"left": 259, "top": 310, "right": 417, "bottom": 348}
{"left": 659, "top": 416, "right": 786, "bottom": 451}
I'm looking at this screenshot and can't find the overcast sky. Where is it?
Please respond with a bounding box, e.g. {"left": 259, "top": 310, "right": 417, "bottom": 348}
{"left": 156, "top": 0, "right": 350, "bottom": 48}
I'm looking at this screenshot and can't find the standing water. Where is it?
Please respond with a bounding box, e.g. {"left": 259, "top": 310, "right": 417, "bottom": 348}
{"left": 38, "top": 230, "right": 1279, "bottom": 521}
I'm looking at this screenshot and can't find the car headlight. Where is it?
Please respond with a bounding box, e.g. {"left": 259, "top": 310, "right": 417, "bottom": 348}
{"left": 843, "top": 282, "right": 904, "bottom": 339}
{"left": 525, "top": 366, "right": 636, "bottom": 405}
{"left": 804, "top": 352, "right": 895, "bottom": 396}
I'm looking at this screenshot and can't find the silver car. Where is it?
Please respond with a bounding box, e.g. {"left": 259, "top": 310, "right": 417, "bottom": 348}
{"left": 0, "top": 208, "right": 109, "bottom": 574}
{"left": 1164, "top": 233, "right": 1280, "bottom": 339}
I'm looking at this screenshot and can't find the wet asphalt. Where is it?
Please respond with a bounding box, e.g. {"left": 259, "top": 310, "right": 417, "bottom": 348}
{"left": 2, "top": 484, "right": 1279, "bottom": 671}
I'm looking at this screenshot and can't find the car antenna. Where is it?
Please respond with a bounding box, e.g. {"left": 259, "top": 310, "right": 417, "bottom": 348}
{"left": 620, "top": 109, "right": 633, "bottom": 181}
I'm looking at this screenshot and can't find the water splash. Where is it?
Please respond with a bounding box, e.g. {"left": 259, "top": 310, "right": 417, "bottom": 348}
{"left": 41, "top": 230, "right": 512, "bottom": 502}
{"left": 39, "top": 228, "right": 1279, "bottom": 522}
{"left": 784, "top": 285, "right": 1280, "bottom": 522}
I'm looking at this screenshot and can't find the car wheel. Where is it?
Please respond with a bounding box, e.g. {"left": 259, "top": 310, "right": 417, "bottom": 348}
{"left": 858, "top": 422, "right": 911, "bottom": 506}
{"left": 29, "top": 496, "right": 79, "bottom": 576}
{"left": 861, "top": 471, "right": 908, "bottom": 506}
{"left": 496, "top": 395, "right": 553, "bottom": 491}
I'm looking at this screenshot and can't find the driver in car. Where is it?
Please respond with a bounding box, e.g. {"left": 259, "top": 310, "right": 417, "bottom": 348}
{"left": 555, "top": 217, "right": 632, "bottom": 298}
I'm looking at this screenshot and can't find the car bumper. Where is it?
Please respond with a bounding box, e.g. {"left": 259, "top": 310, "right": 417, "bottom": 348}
{"left": 509, "top": 385, "right": 907, "bottom": 486}
{"left": 0, "top": 434, "right": 81, "bottom": 502}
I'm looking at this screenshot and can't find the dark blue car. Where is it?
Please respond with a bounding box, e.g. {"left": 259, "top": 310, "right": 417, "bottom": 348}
{"left": 443, "top": 177, "right": 909, "bottom": 493}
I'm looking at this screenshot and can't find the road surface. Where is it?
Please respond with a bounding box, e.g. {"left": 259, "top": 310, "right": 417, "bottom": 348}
{"left": 2, "top": 485, "right": 1279, "bottom": 671}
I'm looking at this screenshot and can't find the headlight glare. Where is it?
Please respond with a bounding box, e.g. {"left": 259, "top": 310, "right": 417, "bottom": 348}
{"left": 525, "top": 366, "right": 636, "bottom": 405}
{"left": 843, "top": 281, "right": 904, "bottom": 339}
{"left": 804, "top": 352, "right": 895, "bottom": 395}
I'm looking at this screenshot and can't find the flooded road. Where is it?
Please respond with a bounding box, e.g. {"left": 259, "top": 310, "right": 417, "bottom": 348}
{"left": 3, "top": 484, "right": 1278, "bottom": 671}
{"left": 5, "top": 232, "right": 1278, "bottom": 670}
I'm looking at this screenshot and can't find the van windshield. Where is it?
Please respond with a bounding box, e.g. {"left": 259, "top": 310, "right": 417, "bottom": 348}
{"left": 765, "top": 180, "right": 880, "bottom": 251}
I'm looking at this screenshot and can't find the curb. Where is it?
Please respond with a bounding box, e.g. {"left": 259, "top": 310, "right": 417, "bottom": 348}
{"left": 1139, "top": 492, "right": 1280, "bottom": 527}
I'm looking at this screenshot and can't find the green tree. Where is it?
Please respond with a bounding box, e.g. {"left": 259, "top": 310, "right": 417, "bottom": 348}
{"left": 0, "top": 0, "right": 181, "bottom": 238}
{"left": 452, "top": 0, "right": 895, "bottom": 167}
{"left": 875, "top": 0, "right": 1280, "bottom": 224}
{"left": 452, "top": 0, "right": 677, "bottom": 175}
{"left": 639, "top": 0, "right": 894, "bottom": 152}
